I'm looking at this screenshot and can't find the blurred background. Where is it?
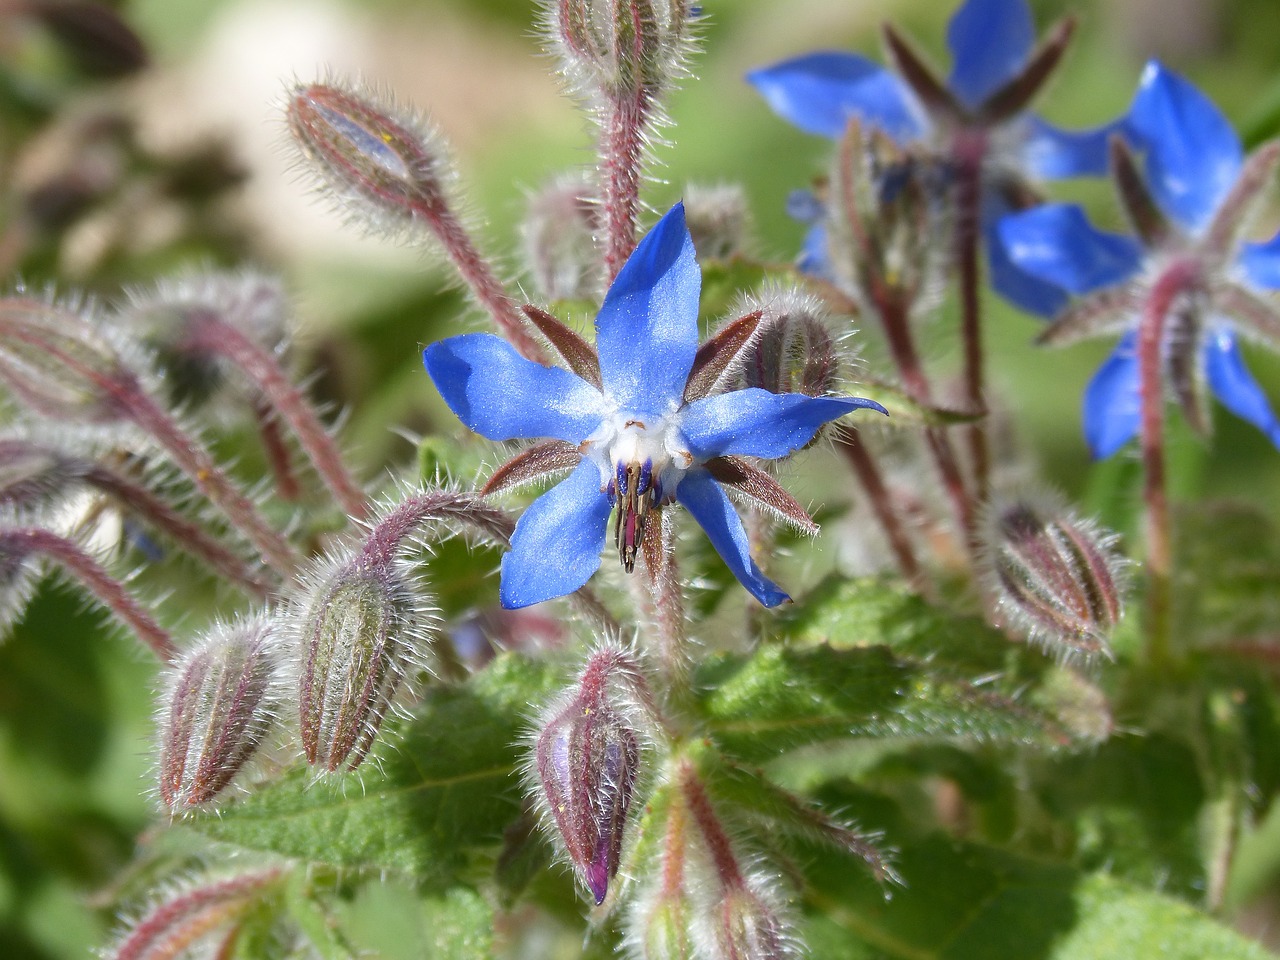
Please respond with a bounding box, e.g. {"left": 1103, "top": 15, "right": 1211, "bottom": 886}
{"left": 3, "top": 0, "right": 1280, "bottom": 956}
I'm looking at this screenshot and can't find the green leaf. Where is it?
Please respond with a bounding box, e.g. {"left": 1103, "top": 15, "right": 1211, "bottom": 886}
{"left": 186, "top": 654, "right": 559, "bottom": 889}
{"left": 332, "top": 882, "right": 493, "bottom": 960}
{"left": 694, "top": 643, "right": 1062, "bottom": 765}
{"left": 775, "top": 576, "right": 1020, "bottom": 676}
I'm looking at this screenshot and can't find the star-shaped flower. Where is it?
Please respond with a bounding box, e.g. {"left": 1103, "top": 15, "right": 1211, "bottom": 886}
{"left": 747, "top": 0, "right": 1122, "bottom": 315}
{"left": 424, "top": 204, "right": 886, "bottom": 608}
{"left": 997, "top": 62, "right": 1280, "bottom": 458}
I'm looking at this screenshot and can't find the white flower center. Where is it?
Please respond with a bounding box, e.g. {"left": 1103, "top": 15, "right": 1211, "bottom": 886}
{"left": 582, "top": 412, "right": 694, "bottom": 572}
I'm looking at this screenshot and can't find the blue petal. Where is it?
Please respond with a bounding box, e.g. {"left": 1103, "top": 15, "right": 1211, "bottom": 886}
{"left": 424, "top": 334, "right": 605, "bottom": 443}
{"left": 1239, "top": 229, "right": 1280, "bottom": 290}
{"left": 946, "top": 0, "right": 1035, "bottom": 109}
{"left": 997, "top": 204, "right": 1143, "bottom": 295}
{"left": 797, "top": 223, "right": 834, "bottom": 280}
{"left": 1124, "top": 61, "right": 1242, "bottom": 232}
{"left": 675, "top": 469, "right": 790, "bottom": 607}
{"left": 1019, "top": 116, "right": 1124, "bottom": 180}
{"left": 1082, "top": 333, "right": 1141, "bottom": 459}
{"left": 982, "top": 194, "right": 1067, "bottom": 317}
{"left": 747, "top": 52, "right": 925, "bottom": 143}
{"left": 1204, "top": 327, "right": 1280, "bottom": 448}
{"left": 681, "top": 389, "right": 886, "bottom": 460}
{"left": 595, "top": 203, "right": 701, "bottom": 415}
{"left": 499, "top": 460, "right": 613, "bottom": 608}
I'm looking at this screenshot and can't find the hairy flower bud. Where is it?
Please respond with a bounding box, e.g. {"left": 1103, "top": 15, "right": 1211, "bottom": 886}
{"left": 0, "top": 437, "right": 74, "bottom": 512}
{"left": 703, "top": 885, "right": 792, "bottom": 960}
{"left": 633, "top": 894, "right": 695, "bottom": 960}
{"left": 979, "top": 491, "right": 1127, "bottom": 659}
{"left": 294, "top": 554, "right": 434, "bottom": 772}
{"left": 736, "top": 288, "right": 842, "bottom": 398}
{"left": 533, "top": 649, "right": 644, "bottom": 904}
{"left": 0, "top": 297, "right": 138, "bottom": 423}
{"left": 521, "top": 175, "right": 601, "bottom": 301}
{"left": 157, "top": 616, "right": 282, "bottom": 812}
{"left": 287, "top": 81, "right": 451, "bottom": 234}
{"left": 683, "top": 183, "right": 749, "bottom": 261}
{"left": 548, "top": 0, "right": 696, "bottom": 99}
{"left": 106, "top": 868, "right": 283, "bottom": 960}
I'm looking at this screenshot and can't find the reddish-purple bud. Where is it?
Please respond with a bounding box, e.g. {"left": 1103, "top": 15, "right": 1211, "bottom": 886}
{"left": 704, "top": 886, "right": 792, "bottom": 960}
{"left": 735, "top": 289, "right": 842, "bottom": 399}
{"left": 521, "top": 175, "right": 601, "bottom": 301}
{"left": 107, "top": 869, "right": 283, "bottom": 960}
{"left": 0, "top": 297, "right": 139, "bottom": 423}
{"left": 534, "top": 649, "right": 644, "bottom": 903}
{"left": 0, "top": 436, "right": 74, "bottom": 512}
{"left": 547, "top": 0, "right": 696, "bottom": 98}
{"left": 287, "top": 81, "right": 451, "bottom": 232}
{"left": 978, "top": 492, "right": 1127, "bottom": 660}
{"left": 157, "top": 616, "right": 282, "bottom": 812}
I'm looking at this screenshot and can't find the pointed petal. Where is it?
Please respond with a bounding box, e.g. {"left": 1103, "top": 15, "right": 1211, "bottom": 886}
{"left": 595, "top": 204, "right": 700, "bottom": 414}
{"left": 705, "top": 456, "right": 817, "bottom": 534}
{"left": 1020, "top": 116, "right": 1124, "bottom": 180}
{"left": 681, "top": 388, "right": 887, "bottom": 460}
{"left": 1109, "top": 137, "right": 1173, "bottom": 247}
{"left": 1204, "top": 141, "right": 1280, "bottom": 256}
{"left": 482, "top": 440, "right": 582, "bottom": 496}
{"left": 1082, "top": 334, "right": 1141, "bottom": 459}
{"left": 675, "top": 469, "right": 790, "bottom": 606}
{"left": 1036, "top": 286, "right": 1140, "bottom": 347}
{"left": 997, "top": 204, "right": 1143, "bottom": 295}
{"left": 798, "top": 223, "right": 834, "bottom": 279}
{"left": 982, "top": 194, "right": 1068, "bottom": 317}
{"left": 1204, "top": 327, "right": 1280, "bottom": 447}
{"left": 747, "top": 52, "right": 925, "bottom": 143}
{"left": 499, "top": 460, "right": 612, "bottom": 608}
{"left": 883, "top": 24, "right": 964, "bottom": 122}
{"left": 522, "top": 305, "right": 601, "bottom": 389}
{"left": 946, "top": 0, "right": 1035, "bottom": 110}
{"left": 1239, "top": 229, "right": 1280, "bottom": 290}
{"left": 684, "top": 311, "right": 763, "bottom": 401}
{"left": 1124, "top": 60, "right": 1242, "bottom": 232}
{"left": 424, "top": 334, "right": 605, "bottom": 442}
{"left": 1216, "top": 282, "right": 1280, "bottom": 351}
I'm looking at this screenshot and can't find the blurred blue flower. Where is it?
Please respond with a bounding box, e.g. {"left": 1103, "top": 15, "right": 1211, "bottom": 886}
{"left": 747, "top": 0, "right": 1121, "bottom": 315}
{"left": 424, "top": 203, "right": 886, "bottom": 609}
{"left": 998, "top": 62, "right": 1280, "bottom": 458}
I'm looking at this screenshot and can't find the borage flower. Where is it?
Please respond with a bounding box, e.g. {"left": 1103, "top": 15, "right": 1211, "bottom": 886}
{"left": 424, "top": 203, "right": 885, "bottom": 608}
{"left": 997, "top": 62, "right": 1280, "bottom": 457}
{"left": 747, "top": 0, "right": 1122, "bottom": 315}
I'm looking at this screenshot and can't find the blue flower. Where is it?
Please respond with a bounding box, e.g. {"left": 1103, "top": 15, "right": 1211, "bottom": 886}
{"left": 424, "top": 204, "right": 886, "bottom": 609}
{"left": 747, "top": 0, "right": 1121, "bottom": 316}
{"left": 997, "top": 62, "right": 1280, "bottom": 459}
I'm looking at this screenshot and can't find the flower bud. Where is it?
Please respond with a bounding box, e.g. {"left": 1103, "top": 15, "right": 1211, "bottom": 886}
{"left": 548, "top": 0, "right": 696, "bottom": 99}
{"left": 704, "top": 885, "right": 792, "bottom": 960}
{"left": 294, "top": 554, "right": 434, "bottom": 772}
{"left": 978, "top": 491, "right": 1127, "bottom": 659}
{"left": 157, "top": 616, "right": 282, "bottom": 812}
{"left": 0, "top": 436, "right": 74, "bottom": 512}
{"left": 683, "top": 183, "right": 750, "bottom": 262}
{"left": 0, "top": 297, "right": 138, "bottom": 424}
{"left": 634, "top": 895, "right": 694, "bottom": 960}
{"left": 106, "top": 868, "right": 283, "bottom": 960}
{"left": 735, "top": 288, "right": 842, "bottom": 398}
{"left": 287, "top": 81, "right": 452, "bottom": 233}
{"left": 521, "top": 175, "right": 601, "bottom": 301}
{"left": 533, "top": 649, "right": 643, "bottom": 903}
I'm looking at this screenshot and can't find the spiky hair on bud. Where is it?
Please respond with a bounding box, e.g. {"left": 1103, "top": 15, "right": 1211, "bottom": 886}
{"left": 682, "top": 182, "right": 751, "bottom": 262}
{"left": 154, "top": 614, "right": 286, "bottom": 813}
{"left": 522, "top": 643, "right": 659, "bottom": 905}
{"left": 520, "top": 173, "right": 603, "bottom": 302}
{"left": 284, "top": 76, "right": 457, "bottom": 245}
{"left": 977, "top": 486, "right": 1129, "bottom": 662}
{"left": 727, "top": 284, "right": 851, "bottom": 400}
{"left": 103, "top": 866, "right": 286, "bottom": 960}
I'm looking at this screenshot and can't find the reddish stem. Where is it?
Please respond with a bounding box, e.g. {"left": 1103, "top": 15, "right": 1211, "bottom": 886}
{"left": 954, "top": 128, "right": 990, "bottom": 504}
{"left": 187, "top": 318, "right": 368, "bottom": 519}
{"left": 252, "top": 398, "right": 302, "bottom": 504}
{"left": 5, "top": 527, "right": 176, "bottom": 661}
{"left": 679, "top": 763, "right": 744, "bottom": 890}
{"left": 835, "top": 424, "right": 923, "bottom": 584}
{"left": 602, "top": 88, "right": 651, "bottom": 283}
{"left": 1138, "top": 259, "right": 1197, "bottom": 665}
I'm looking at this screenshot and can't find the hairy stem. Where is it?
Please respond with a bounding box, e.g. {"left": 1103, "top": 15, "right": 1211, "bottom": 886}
{"left": 954, "top": 129, "right": 990, "bottom": 504}
{"left": 834, "top": 425, "right": 923, "bottom": 584}
{"left": 4, "top": 527, "right": 176, "bottom": 661}
{"left": 252, "top": 398, "right": 302, "bottom": 504}
{"left": 601, "top": 89, "right": 651, "bottom": 283}
{"left": 641, "top": 511, "right": 690, "bottom": 698}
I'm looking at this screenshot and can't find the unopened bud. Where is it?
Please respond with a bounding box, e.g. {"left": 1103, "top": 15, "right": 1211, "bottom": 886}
{"left": 705, "top": 885, "right": 792, "bottom": 960}
{"left": 521, "top": 175, "right": 601, "bottom": 301}
{"left": 683, "top": 183, "right": 750, "bottom": 261}
{"left": 534, "top": 649, "right": 643, "bottom": 904}
{"left": 634, "top": 895, "right": 694, "bottom": 960}
{"left": 979, "top": 492, "right": 1127, "bottom": 659}
{"left": 294, "top": 554, "right": 434, "bottom": 771}
{"left": 0, "top": 297, "right": 139, "bottom": 423}
{"left": 736, "top": 288, "right": 842, "bottom": 398}
{"left": 549, "top": 0, "right": 695, "bottom": 98}
{"left": 288, "top": 81, "right": 452, "bottom": 232}
{"left": 121, "top": 271, "right": 289, "bottom": 410}
{"left": 106, "top": 868, "right": 283, "bottom": 960}
{"left": 0, "top": 437, "right": 74, "bottom": 512}
{"left": 157, "top": 616, "right": 282, "bottom": 812}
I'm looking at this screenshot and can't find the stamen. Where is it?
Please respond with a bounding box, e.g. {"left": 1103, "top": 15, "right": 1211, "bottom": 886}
{"left": 613, "top": 461, "right": 658, "bottom": 573}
